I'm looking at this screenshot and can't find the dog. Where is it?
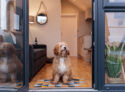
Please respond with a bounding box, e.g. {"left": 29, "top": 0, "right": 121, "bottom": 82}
{"left": 0, "top": 41, "right": 23, "bottom": 83}
{"left": 52, "top": 42, "right": 72, "bottom": 84}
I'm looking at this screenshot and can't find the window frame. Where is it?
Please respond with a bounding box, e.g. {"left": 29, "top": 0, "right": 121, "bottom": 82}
{"left": 104, "top": 0, "right": 125, "bottom": 8}
{"left": 96, "top": 0, "right": 125, "bottom": 90}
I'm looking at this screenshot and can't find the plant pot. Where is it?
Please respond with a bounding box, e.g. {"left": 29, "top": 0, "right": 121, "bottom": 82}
{"left": 106, "top": 60, "right": 122, "bottom": 78}
{"left": 106, "top": 60, "right": 123, "bottom": 83}
{"left": 108, "top": 77, "right": 123, "bottom": 83}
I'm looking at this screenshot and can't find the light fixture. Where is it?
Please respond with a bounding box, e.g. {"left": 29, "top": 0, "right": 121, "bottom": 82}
{"left": 36, "top": 0, "right": 48, "bottom": 25}
{"left": 29, "top": 16, "right": 35, "bottom": 24}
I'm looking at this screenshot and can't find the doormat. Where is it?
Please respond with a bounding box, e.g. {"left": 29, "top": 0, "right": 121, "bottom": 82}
{"left": 34, "top": 78, "right": 88, "bottom": 88}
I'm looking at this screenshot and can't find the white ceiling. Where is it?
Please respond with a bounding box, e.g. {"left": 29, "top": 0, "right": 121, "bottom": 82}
{"left": 68, "top": 0, "right": 92, "bottom": 11}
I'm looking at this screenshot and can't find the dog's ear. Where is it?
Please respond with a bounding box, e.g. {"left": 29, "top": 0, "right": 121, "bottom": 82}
{"left": 54, "top": 45, "right": 59, "bottom": 56}
{"left": 4, "top": 43, "right": 16, "bottom": 57}
{"left": 8, "top": 44, "right": 16, "bottom": 56}
{"left": 66, "top": 50, "right": 70, "bottom": 56}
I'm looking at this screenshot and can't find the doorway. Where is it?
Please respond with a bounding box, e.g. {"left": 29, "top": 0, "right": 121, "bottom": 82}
{"left": 28, "top": 0, "right": 93, "bottom": 89}
{"left": 0, "top": 0, "right": 96, "bottom": 91}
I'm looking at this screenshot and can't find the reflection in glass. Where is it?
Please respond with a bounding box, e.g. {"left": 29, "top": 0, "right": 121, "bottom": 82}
{"left": 105, "top": 13, "right": 125, "bottom": 84}
{"left": 109, "top": 0, "right": 125, "bottom": 3}
{"left": 0, "top": 0, "right": 23, "bottom": 88}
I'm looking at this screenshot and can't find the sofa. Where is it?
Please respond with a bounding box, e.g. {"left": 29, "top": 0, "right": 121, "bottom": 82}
{"left": 29, "top": 44, "right": 47, "bottom": 81}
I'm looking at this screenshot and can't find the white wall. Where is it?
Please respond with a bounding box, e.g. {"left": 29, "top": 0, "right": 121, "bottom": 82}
{"left": 61, "top": 0, "right": 91, "bottom": 37}
{"left": 61, "top": 0, "right": 80, "bottom": 14}
{"left": 78, "top": 12, "right": 92, "bottom": 37}
{"left": 61, "top": 0, "right": 92, "bottom": 58}
{"left": 29, "top": 0, "right": 61, "bottom": 57}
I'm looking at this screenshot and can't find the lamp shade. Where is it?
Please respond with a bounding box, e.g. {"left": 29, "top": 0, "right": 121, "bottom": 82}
{"left": 29, "top": 16, "right": 35, "bottom": 24}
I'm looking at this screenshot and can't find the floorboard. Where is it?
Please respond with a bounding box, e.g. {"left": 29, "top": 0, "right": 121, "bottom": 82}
{"left": 29, "top": 56, "right": 92, "bottom": 88}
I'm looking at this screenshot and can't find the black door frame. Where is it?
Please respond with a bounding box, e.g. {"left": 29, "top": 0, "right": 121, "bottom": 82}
{"left": 92, "top": 0, "right": 98, "bottom": 89}
{"left": 18, "top": 0, "right": 29, "bottom": 91}
{"left": 20, "top": 0, "right": 29, "bottom": 91}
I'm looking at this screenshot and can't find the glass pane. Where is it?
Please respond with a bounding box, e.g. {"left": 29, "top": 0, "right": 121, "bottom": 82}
{"left": 109, "top": 0, "right": 125, "bottom": 3}
{"left": 105, "top": 12, "right": 125, "bottom": 84}
{"left": 0, "top": 0, "right": 23, "bottom": 88}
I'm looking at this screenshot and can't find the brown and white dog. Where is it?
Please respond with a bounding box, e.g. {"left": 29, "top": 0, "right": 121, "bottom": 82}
{"left": 0, "top": 40, "right": 23, "bottom": 83}
{"left": 52, "top": 42, "right": 72, "bottom": 84}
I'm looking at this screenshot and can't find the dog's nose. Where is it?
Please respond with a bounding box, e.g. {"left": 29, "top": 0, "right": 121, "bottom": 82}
{"left": 64, "top": 47, "right": 66, "bottom": 50}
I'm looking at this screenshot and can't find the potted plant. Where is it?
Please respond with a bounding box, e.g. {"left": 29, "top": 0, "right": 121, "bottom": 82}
{"left": 105, "top": 42, "right": 125, "bottom": 83}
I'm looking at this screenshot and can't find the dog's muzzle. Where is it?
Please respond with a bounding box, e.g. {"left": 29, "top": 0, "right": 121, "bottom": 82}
{"left": 64, "top": 47, "right": 66, "bottom": 50}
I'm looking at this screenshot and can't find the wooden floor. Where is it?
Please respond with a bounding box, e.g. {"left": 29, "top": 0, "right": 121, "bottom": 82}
{"left": 29, "top": 56, "right": 92, "bottom": 88}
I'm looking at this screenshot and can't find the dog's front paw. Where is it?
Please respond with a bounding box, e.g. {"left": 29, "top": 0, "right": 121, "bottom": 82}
{"left": 63, "top": 80, "right": 68, "bottom": 84}
{"left": 51, "top": 81, "right": 58, "bottom": 84}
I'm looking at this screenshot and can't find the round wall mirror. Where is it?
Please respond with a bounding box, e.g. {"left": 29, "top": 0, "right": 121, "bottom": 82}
{"left": 36, "top": 13, "right": 48, "bottom": 25}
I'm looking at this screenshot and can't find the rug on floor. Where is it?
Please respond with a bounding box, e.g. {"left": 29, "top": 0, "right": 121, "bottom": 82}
{"left": 0, "top": 82, "right": 23, "bottom": 88}
{"left": 34, "top": 78, "right": 88, "bottom": 88}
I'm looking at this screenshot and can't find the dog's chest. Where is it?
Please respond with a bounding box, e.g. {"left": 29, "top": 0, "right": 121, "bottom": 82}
{"left": 58, "top": 58, "right": 66, "bottom": 74}
{"left": 0, "top": 58, "right": 8, "bottom": 73}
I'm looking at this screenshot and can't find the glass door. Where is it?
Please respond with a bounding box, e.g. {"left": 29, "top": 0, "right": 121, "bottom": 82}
{"left": 95, "top": 0, "right": 125, "bottom": 90}
{"left": 0, "top": 0, "right": 29, "bottom": 92}
{"left": 105, "top": 12, "right": 125, "bottom": 84}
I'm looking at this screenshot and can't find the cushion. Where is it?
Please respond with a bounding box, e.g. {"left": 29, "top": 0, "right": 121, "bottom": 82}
{"left": 33, "top": 49, "right": 46, "bottom": 60}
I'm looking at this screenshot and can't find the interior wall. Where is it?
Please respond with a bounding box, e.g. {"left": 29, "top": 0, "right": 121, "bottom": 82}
{"left": 78, "top": 12, "right": 92, "bottom": 37}
{"left": 78, "top": 12, "right": 92, "bottom": 59}
{"left": 61, "top": 0, "right": 91, "bottom": 37}
{"left": 61, "top": 0, "right": 92, "bottom": 58}
{"left": 61, "top": 0, "right": 80, "bottom": 14}
{"left": 29, "top": 0, "right": 61, "bottom": 57}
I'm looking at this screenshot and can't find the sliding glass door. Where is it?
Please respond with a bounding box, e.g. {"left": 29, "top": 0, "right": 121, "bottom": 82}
{"left": 0, "top": 0, "right": 29, "bottom": 92}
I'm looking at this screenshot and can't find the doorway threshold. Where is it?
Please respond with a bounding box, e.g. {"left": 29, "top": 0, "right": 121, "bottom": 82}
{"left": 29, "top": 88, "right": 99, "bottom": 92}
